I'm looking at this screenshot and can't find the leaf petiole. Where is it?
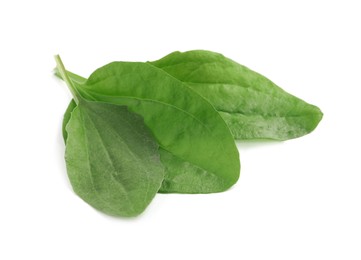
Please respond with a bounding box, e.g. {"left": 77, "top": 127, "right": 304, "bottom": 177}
{"left": 54, "top": 55, "right": 80, "bottom": 104}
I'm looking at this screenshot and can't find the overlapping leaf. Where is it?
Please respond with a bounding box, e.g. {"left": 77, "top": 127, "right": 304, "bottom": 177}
{"left": 65, "top": 100, "right": 164, "bottom": 217}
{"left": 56, "top": 56, "right": 164, "bottom": 217}
{"left": 59, "top": 61, "right": 240, "bottom": 194}
{"left": 56, "top": 50, "right": 323, "bottom": 218}
{"left": 151, "top": 50, "right": 323, "bottom": 140}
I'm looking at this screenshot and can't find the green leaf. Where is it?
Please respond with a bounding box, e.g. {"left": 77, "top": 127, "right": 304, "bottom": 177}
{"left": 58, "top": 61, "right": 240, "bottom": 194}
{"left": 55, "top": 64, "right": 86, "bottom": 143}
{"left": 62, "top": 99, "right": 76, "bottom": 143}
{"left": 65, "top": 100, "right": 164, "bottom": 217}
{"left": 55, "top": 55, "right": 164, "bottom": 217}
{"left": 150, "top": 50, "right": 323, "bottom": 141}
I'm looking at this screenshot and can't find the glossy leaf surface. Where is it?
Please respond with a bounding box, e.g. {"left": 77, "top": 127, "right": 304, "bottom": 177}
{"left": 151, "top": 50, "right": 323, "bottom": 140}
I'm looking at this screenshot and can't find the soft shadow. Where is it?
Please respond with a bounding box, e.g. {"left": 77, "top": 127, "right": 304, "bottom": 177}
{"left": 236, "top": 139, "right": 283, "bottom": 151}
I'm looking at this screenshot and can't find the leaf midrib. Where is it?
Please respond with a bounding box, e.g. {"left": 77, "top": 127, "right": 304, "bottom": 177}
{"left": 82, "top": 89, "right": 236, "bottom": 178}
{"left": 86, "top": 105, "right": 156, "bottom": 208}
{"left": 72, "top": 108, "right": 124, "bottom": 215}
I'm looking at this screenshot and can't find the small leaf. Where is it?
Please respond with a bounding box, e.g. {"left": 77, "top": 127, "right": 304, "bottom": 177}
{"left": 65, "top": 99, "right": 164, "bottom": 217}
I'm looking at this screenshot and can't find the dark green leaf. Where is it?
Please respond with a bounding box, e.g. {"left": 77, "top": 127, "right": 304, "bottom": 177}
{"left": 151, "top": 50, "right": 323, "bottom": 141}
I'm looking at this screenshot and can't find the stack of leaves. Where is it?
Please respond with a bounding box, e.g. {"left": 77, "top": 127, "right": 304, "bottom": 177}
{"left": 55, "top": 50, "right": 322, "bottom": 217}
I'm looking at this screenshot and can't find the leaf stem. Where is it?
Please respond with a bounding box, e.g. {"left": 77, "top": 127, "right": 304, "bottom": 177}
{"left": 54, "top": 67, "right": 87, "bottom": 84}
{"left": 54, "top": 55, "right": 80, "bottom": 104}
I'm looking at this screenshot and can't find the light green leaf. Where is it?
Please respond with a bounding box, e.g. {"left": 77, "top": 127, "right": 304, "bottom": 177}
{"left": 55, "top": 55, "right": 164, "bottom": 217}
{"left": 65, "top": 100, "right": 164, "bottom": 217}
{"left": 62, "top": 99, "right": 76, "bottom": 143}
{"left": 151, "top": 50, "right": 323, "bottom": 140}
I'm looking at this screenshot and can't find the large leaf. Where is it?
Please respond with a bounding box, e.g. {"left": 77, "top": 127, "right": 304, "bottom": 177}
{"left": 65, "top": 98, "right": 164, "bottom": 217}
{"left": 59, "top": 61, "right": 240, "bottom": 194}
{"left": 151, "top": 50, "right": 323, "bottom": 140}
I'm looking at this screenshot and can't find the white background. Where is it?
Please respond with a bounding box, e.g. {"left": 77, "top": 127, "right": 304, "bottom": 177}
{"left": 1, "top": 0, "right": 360, "bottom": 259}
